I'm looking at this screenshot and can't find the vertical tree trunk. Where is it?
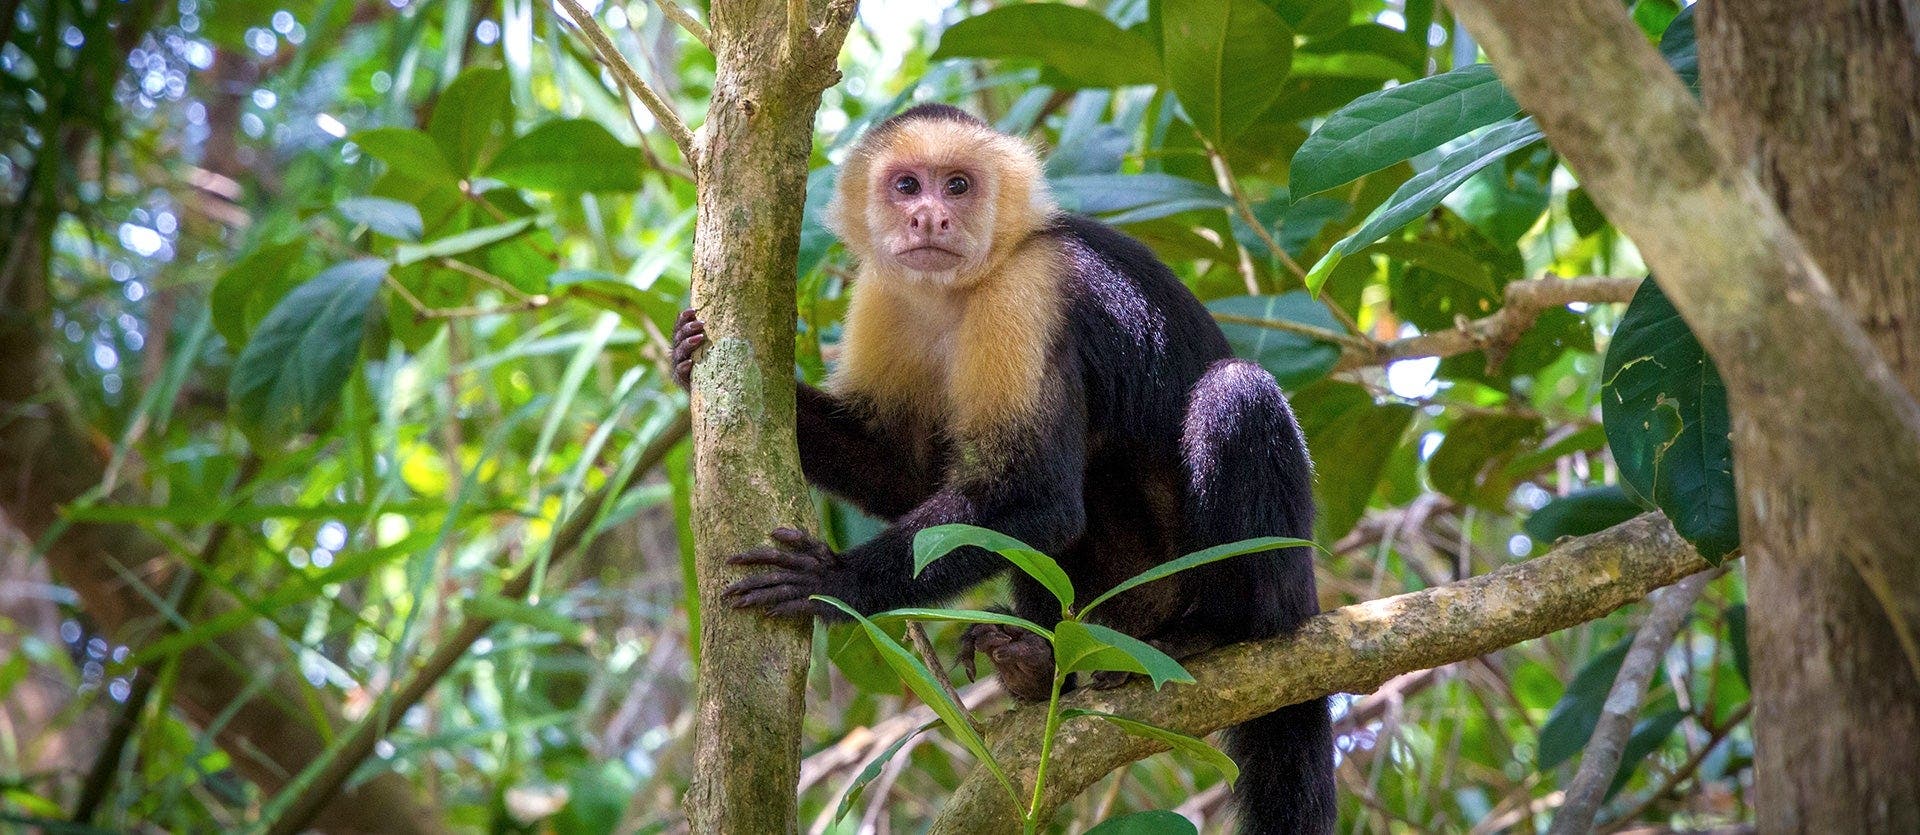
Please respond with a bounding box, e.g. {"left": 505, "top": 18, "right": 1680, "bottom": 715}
{"left": 1699, "top": 4, "right": 1920, "bottom": 831}
{"left": 681, "top": 2, "right": 854, "bottom": 832}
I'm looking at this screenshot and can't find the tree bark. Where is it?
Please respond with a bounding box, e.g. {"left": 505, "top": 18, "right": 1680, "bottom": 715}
{"left": 927, "top": 514, "right": 1713, "bottom": 833}
{"left": 680, "top": 2, "right": 855, "bottom": 832}
{"left": 1698, "top": 3, "right": 1920, "bottom": 831}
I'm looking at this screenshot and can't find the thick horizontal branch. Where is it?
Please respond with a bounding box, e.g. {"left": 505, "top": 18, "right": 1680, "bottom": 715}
{"left": 1336, "top": 276, "right": 1643, "bottom": 371}
{"left": 927, "top": 513, "right": 1712, "bottom": 833}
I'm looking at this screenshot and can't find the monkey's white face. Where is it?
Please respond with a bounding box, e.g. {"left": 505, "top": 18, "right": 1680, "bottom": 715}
{"left": 868, "top": 163, "right": 997, "bottom": 284}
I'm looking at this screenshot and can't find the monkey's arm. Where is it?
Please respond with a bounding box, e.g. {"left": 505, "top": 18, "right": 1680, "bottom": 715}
{"left": 726, "top": 369, "right": 1089, "bottom": 618}
{"left": 795, "top": 384, "right": 940, "bottom": 519}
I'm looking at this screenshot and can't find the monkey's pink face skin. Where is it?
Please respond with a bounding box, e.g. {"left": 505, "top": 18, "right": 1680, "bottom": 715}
{"left": 872, "top": 164, "right": 995, "bottom": 280}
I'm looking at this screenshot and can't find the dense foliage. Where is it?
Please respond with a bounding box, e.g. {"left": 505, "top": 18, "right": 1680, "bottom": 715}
{"left": 1, "top": 0, "right": 1753, "bottom": 831}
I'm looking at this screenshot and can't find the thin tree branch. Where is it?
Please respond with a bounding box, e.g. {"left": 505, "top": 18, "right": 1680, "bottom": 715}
{"left": 554, "top": 0, "right": 699, "bottom": 166}
{"left": 263, "top": 411, "right": 691, "bottom": 835}
{"left": 927, "top": 513, "right": 1714, "bottom": 833}
{"left": 652, "top": 0, "right": 712, "bottom": 49}
{"left": 1550, "top": 566, "right": 1724, "bottom": 835}
{"left": 1601, "top": 701, "right": 1752, "bottom": 831}
{"left": 1335, "top": 276, "right": 1643, "bottom": 371}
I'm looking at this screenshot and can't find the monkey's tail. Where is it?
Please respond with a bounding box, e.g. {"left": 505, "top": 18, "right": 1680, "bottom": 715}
{"left": 1181, "top": 359, "right": 1336, "bottom": 834}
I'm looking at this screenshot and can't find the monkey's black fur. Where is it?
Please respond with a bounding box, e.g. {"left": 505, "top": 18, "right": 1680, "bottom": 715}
{"left": 691, "top": 107, "right": 1333, "bottom": 834}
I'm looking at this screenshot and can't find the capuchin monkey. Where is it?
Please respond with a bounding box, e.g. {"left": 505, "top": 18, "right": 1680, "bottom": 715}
{"left": 671, "top": 104, "right": 1333, "bottom": 834}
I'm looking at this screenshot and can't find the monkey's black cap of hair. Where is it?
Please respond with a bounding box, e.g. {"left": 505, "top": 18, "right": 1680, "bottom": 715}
{"left": 873, "top": 103, "right": 989, "bottom": 135}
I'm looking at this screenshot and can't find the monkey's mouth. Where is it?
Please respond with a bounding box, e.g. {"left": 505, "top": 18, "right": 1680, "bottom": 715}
{"left": 893, "top": 245, "right": 967, "bottom": 272}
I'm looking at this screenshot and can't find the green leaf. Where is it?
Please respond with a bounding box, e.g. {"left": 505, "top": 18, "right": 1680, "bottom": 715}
{"left": 914, "top": 524, "right": 1075, "bottom": 613}
{"left": 1659, "top": 5, "right": 1699, "bottom": 93}
{"left": 554, "top": 761, "right": 636, "bottom": 835}
{"left": 464, "top": 592, "right": 588, "bottom": 642}
{"left": 1050, "top": 174, "right": 1233, "bottom": 225}
{"left": 1162, "top": 0, "right": 1295, "bottom": 143}
{"left": 1428, "top": 413, "right": 1544, "bottom": 509}
{"left": 1606, "top": 707, "right": 1685, "bottom": 799}
{"left": 1537, "top": 638, "right": 1631, "bottom": 770}
{"left": 1525, "top": 486, "right": 1645, "bottom": 544}
{"left": 393, "top": 216, "right": 537, "bottom": 266}
{"left": 336, "top": 197, "right": 424, "bottom": 241}
{"left": 1084, "top": 810, "right": 1199, "bottom": 835}
{"left": 1291, "top": 64, "right": 1521, "bottom": 197}
{"left": 1206, "top": 293, "right": 1345, "bottom": 389}
{"left": 1063, "top": 709, "right": 1238, "bottom": 785}
{"left": 813, "top": 597, "right": 1017, "bottom": 801}
{"left": 1268, "top": 0, "right": 1353, "bottom": 38}
{"left": 210, "top": 239, "right": 307, "bottom": 348}
{"left": 1601, "top": 279, "right": 1739, "bottom": 562}
{"left": 871, "top": 608, "right": 1054, "bottom": 641}
{"left": 487, "top": 119, "right": 645, "bottom": 193}
{"left": 1725, "top": 603, "right": 1750, "bottom": 687}
{"left": 229, "top": 260, "right": 386, "bottom": 448}
{"left": 931, "top": 4, "right": 1162, "bottom": 88}
{"left": 832, "top": 720, "right": 939, "bottom": 826}
{"left": 1306, "top": 117, "right": 1543, "bottom": 294}
{"left": 1083, "top": 537, "right": 1316, "bottom": 617}
{"left": 1054, "top": 622, "right": 1195, "bottom": 690}
{"left": 1291, "top": 381, "right": 1416, "bottom": 541}
{"left": 352, "top": 127, "right": 461, "bottom": 185}
{"left": 429, "top": 66, "right": 513, "bottom": 175}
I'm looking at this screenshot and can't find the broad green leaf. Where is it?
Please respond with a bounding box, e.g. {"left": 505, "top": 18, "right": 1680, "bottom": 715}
{"left": 1725, "top": 604, "right": 1751, "bottom": 686}
{"left": 210, "top": 239, "right": 307, "bottom": 348}
{"left": 1659, "top": 5, "right": 1698, "bottom": 93}
{"left": 832, "top": 721, "right": 939, "bottom": 826}
{"left": 1306, "top": 117, "right": 1543, "bottom": 294}
{"left": 813, "top": 597, "right": 1017, "bottom": 801}
{"left": 914, "top": 524, "right": 1075, "bottom": 613}
{"left": 551, "top": 270, "right": 678, "bottom": 327}
{"left": 1364, "top": 239, "right": 1498, "bottom": 296}
{"left": 1268, "top": 0, "right": 1353, "bottom": 38}
{"left": 393, "top": 216, "right": 537, "bottom": 266}
{"left": 1050, "top": 174, "right": 1233, "bottom": 225}
{"left": 1206, "top": 293, "right": 1345, "bottom": 389}
{"left": 487, "top": 119, "right": 645, "bottom": 192}
{"left": 931, "top": 4, "right": 1162, "bottom": 88}
{"left": 1162, "top": 0, "right": 1294, "bottom": 143}
{"left": 336, "top": 197, "right": 423, "bottom": 241}
{"left": 1291, "top": 64, "right": 1521, "bottom": 197}
{"left": 828, "top": 621, "right": 905, "bottom": 695}
{"left": 871, "top": 608, "right": 1054, "bottom": 641}
{"left": 465, "top": 592, "right": 588, "bottom": 642}
{"left": 1055, "top": 621, "right": 1195, "bottom": 690}
{"left": 1063, "top": 708, "right": 1238, "bottom": 785}
{"left": 1601, "top": 279, "right": 1738, "bottom": 562}
{"left": 1291, "top": 381, "right": 1415, "bottom": 541}
{"left": 229, "top": 259, "right": 386, "bottom": 448}
{"left": 1084, "top": 810, "right": 1199, "bottom": 835}
{"left": 429, "top": 66, "right": 512, "bottom": 175}
{"left": 1537, "top": 638, "right": 1631, "bottom": 770}
{"left": 1606, "top": 707, "right": 1685, "bottom": 799}
{"left": 1428, "top": 413, "right": 1543, "bottom": 509}
{"left": 1297, "top": 23, "right": 1424, "bottom": 76}
{"left": 1524, "top": 486, "right": 1645, "bottom": 544}
{"left": 352, "top": 127, "right": 461, "bottom": 185}
{"left": 1083, "top": 536, "right": 1316, "bottom": 616}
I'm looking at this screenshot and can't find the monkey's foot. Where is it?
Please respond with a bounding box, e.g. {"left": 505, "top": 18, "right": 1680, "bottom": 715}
{"left": 671, "top": 308, "right": 705, "bottom": 390}
{"left": 958, "top": 623, "right": 1055, "bottom": 702}
{"left": 721, "top": 527, "right": 840, "bottom": 618}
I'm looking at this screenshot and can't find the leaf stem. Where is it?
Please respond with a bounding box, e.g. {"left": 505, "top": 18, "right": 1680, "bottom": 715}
{"left": 1024, "top": 669, "right": 1070, "bottom": 833}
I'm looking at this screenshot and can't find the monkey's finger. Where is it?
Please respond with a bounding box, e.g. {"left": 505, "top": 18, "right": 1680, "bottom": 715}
{"left": 721, "top": 568, "right": 807, "bottom": 595}
{"left": 727, "top": 548, "right": 817, "bottom": 570}
{"left": 725, "top": 582, "right": 812, "bottom": 610}
{"left": 676, "top": 308, "right": 697, "bottom": 328}
{"left": 766, "top": 598, "right": 825, "bottom": 618}
{"left": 671, "top": 332, "right": 705, "bottom": 364}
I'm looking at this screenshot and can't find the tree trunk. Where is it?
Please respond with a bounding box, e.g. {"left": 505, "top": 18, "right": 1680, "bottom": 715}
{"left": 680, "top": 2, "right": 855, "bottom": 832}
{"left": 1699, "top": 3, "right": 1920, "bottom": 830}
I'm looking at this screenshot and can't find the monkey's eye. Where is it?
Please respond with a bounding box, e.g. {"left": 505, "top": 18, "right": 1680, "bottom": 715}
{"left": 893, "top": 175, "right": 920, "bottom": 196}
{"left": 945, "top": 175, "right": 971, "bottom": 196}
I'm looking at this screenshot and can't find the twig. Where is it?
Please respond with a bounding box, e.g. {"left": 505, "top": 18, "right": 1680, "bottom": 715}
{"left": 1210, "top": 311, "right": 1375, "bottom": 353}
{"left": 1601, "top": 701, "right": 1752, "bottom": 831}
{"left": 652, "top": 0, "right": 711, "bottom": 49}
{"left": 906, "top": 622, "right": 972, "bottom": 732}
{"left": 1549, "top": 566, "right": 1724, "bottom": 835}
{"left": 1336, "top": 275, "right": 1642, "bottom": 371}
{"left": 553, "top": 0, "right": 698, "bottom": 166}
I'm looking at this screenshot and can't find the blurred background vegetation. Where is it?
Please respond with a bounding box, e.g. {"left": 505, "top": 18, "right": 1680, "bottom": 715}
{"left": 0, "top": 0, "right": 1754, "bottom": 831}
